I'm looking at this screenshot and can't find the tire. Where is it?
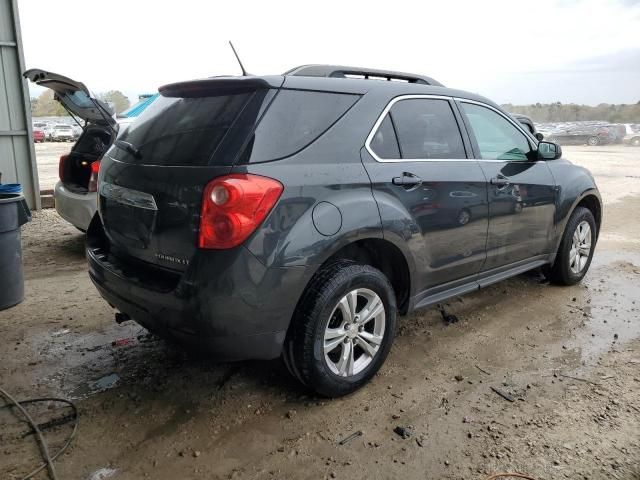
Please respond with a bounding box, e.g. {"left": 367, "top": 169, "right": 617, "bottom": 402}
{"left": 457, "top": 208, "right": 471, "bottom": 225}
{"left": 587, "top": 136, "right": 600, "bottom": 146}
{"left": 631, "top": 137, "right": 640, "bottom": 147}
{"left": 283, "top": 261, "right": 397, "bottom": 397}
{"left": 547, "top": 207, "right": 596, "bottom": 285}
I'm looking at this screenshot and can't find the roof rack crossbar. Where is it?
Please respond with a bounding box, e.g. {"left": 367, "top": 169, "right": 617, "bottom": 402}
{"left": 284, "top": 64, "right": 443, "bottom": 87}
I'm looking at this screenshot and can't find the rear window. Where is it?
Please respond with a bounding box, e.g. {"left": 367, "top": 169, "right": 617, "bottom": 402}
{"left": 110, "top": 88, "right": 358, "bottom": 166}
{"left": 239, "top": 90, "right": 359, "bottom": 163}
{"left": 110, "top": 92, "right": 255, "bottom": 166}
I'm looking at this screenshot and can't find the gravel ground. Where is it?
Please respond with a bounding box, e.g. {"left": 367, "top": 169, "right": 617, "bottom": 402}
{"left": 2, "top": 145, "right": 639, "bottom": 480}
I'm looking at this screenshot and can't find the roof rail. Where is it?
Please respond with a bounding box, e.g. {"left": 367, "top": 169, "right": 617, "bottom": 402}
{"left": 284, "top": 64, "right": 444, "bottom": 87}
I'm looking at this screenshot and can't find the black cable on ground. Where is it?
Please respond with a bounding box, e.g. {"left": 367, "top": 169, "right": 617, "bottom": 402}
{"left": 0, "top": 387, "right": 79, "bottom": 480}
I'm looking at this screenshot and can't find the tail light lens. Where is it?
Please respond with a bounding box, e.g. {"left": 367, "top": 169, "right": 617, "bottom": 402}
{"left": 88, "top": 160, "right": 101, "bottom": 193}
{"left": 58, "top": 154, "right": 69, "bottom": 182}
{"left": 199, "top": 174, "right": 283, "bottom": 249}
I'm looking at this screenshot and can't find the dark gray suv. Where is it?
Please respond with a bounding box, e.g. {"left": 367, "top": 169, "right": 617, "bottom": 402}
{"left": 87, "top": 65, "right": 602, "bottom": 397}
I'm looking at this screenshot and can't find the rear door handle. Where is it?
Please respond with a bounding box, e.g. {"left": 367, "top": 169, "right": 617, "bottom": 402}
{"left": 392, "top": 172, "right": 423, "bottom": 189}
{"left": 490, "top": 176, "right": 510, "bottom": 188}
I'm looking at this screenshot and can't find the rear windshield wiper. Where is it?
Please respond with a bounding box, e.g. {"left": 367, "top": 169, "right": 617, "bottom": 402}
{"left": 114, "top": 140, "right": 142, "bottom": 159}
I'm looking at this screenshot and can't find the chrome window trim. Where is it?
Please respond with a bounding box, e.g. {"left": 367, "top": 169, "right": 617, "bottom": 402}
{"left": 455, "top": 97, "right": 538, "bottom": 150}
{"left": 364, "top": 94, "right": 539, "bottom": 163}
{"left": 365, "top": 94, "right": 477, "bottom": 163}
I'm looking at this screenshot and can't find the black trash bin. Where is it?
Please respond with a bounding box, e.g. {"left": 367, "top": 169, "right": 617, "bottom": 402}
{"left": 0, "top": 192, "right": 31, "bottom": 310}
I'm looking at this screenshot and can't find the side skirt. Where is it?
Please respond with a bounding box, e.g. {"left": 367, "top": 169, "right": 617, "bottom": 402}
{"left": 410, "top": 254, "right": 550, "bottom": 312}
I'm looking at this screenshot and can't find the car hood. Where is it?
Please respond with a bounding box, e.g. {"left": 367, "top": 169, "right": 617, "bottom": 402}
{"left": 24, "top": 69, "right": 116, "bottom": 127}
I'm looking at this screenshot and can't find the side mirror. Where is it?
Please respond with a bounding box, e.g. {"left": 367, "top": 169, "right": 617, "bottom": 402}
{"left": 537, "top": 141, "right": 562, "bottom": 160}
{"left": 535, "top": 132, "right": 544, "bottom": 141}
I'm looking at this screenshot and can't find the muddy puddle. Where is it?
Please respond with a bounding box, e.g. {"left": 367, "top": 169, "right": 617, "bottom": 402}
{"left": 566, "top": 250, "right": 640, "bottom": 364}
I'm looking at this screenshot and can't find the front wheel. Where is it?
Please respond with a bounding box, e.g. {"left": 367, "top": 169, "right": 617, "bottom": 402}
{"left": 547, "top": 207, "right": 596, "bottom": 285}
{"left": 283, "top": 261, "right": 397, "bottom": 397}
{"left": 587, "top": 136, "right": 600, "bottom": 146}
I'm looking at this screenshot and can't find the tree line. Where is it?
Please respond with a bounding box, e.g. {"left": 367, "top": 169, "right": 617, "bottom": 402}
{"left": 30, "top": 90, "right": 131, "bottom": 117}
{"left": 502, "top": 102, "right": 640, "bottom": 124}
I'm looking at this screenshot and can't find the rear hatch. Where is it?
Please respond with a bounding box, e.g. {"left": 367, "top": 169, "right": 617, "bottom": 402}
{"left": 98, "top": 76, "right": 284, "bottom": 271}
{"left": 24, "top": 69, "right": 116, "bottom": 126}
{"left": 24, "top": 69, "right": 118, "bottom": 193}
{"left": 97, "top": 75, "right": 361, "bottom": 272}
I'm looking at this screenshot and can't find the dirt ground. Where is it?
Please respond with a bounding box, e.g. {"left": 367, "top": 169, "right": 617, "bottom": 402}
{"left": 1, "top": 145, "right": 639, "bottom": 480}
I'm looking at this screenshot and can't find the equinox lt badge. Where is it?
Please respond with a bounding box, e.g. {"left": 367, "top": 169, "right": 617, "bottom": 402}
{"left": 155, "top": 253, "right": 189, "bottom": 266}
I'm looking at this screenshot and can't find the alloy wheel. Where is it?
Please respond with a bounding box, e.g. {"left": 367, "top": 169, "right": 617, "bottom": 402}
{"left": 569, "top": 220, "right": 592, "bottom": 274}
{"left": 323, "top": 288, "right": 386, "bottom": 377}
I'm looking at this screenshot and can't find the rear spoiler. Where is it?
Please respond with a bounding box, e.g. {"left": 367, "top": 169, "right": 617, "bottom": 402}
{"left": 159, "top": 76, "right": 284, "bottom": 98}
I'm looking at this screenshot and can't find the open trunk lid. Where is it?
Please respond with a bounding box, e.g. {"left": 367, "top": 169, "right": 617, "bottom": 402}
{"left": 98, "top": 76, "right": 283, "bottom": 271}
{"left": 24, "top": 69, "right": 116, "bottom": 127}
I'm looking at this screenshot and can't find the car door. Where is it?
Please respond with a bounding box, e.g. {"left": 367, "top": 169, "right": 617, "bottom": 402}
{"left": 361, "top": 96, "right": 489, "bottom": 300}
{"left": 457, "top": 100, "right": 556, "bottom": 272}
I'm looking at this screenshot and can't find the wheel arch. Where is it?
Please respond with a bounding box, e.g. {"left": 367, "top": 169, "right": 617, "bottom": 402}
{"left": 554, "top": 188, "right": 602, "bottom": 254}
{"left": 303, "top": 237, "right": 414, "bottom": 315}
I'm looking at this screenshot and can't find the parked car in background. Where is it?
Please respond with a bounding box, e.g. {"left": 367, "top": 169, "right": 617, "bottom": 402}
{"left": 51, "top": 124, "right": 75, "bottom": 142}
{"left": 33, "top": 121, "right": 53, "bottom": 140}
{"left": 84, "top": 64, "right": 601, "bottom": 397}
{"left": 32, "top": 129, "right": 45, "bottom": 143}
{"left": 25, "top": 69, "right": 118, "bottom": 231}
{"left": 604, "top": 124, "right": 626, "bottom": 143}
{"left": 545, "top": 124, "right": 612, "bottom": 146}
{"left": 622, "top": 124, "right": 640, "bottom": 146}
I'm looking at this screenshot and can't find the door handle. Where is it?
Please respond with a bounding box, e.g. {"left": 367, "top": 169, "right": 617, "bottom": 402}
{"left": 490, "top": 176, "right": 510, "bottom": 188}
{"left": 392, "top": 172, "right": 423, "bottom": 189}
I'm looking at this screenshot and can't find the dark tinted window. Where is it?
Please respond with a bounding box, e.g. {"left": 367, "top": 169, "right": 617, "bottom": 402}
{"left": 241, "top": 90, "right": 359, "bottom": 163}
{"left": 461, "top": 103, "right": 532, "bottom": 161}
{"left": 370, "top": 114, "right": 400, "bottom": 159}
{"left": 110, "top": 92, "right": 254, "bottom": 166}
{"left": 390, "top": 99, "right": 466, "bottom": 159}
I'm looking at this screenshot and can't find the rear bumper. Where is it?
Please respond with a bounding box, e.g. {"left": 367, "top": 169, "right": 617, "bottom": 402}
{"left": 86, "top": 216, "right": 312, "bottom": 360}
{"left": 54, "top": 182, "right": 97, "bottom": 231}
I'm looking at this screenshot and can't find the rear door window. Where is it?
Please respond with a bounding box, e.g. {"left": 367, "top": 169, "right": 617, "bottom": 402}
{"left": 240, "top": 90, "right": 360, "bottom": 163}
{"left": 387, "top": 99, "right": 466, "bottom": 159}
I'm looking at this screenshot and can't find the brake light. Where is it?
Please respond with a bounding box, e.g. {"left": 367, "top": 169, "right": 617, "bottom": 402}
{"left": 199, "top": 174, "right": 283, "bottom": 249}
{"left": 88, "top": 160, "right": 101, "bottom": 193}
{"left": 58, "top": 154, "right": 69, "bottom": 182}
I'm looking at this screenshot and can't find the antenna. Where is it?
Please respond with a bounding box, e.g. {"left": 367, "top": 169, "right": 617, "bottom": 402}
{"left": 229, "top": 41, "right": 248, "bottom": 76}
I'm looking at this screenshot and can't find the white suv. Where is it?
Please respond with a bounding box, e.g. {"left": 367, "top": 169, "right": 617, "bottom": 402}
{"left": 25, "top": 69, "right": 118, "bottom": 231}
{"left": 51, "top": 124, "right": 75, "bottom": 142}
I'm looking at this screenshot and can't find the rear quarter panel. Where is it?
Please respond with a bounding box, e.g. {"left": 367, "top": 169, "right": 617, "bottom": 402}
{"left": 238, "top": 92, "right": 385, "bottom": 267}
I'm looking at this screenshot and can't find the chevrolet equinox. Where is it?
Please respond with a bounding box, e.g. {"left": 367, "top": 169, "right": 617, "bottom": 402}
{"left": 86, "top": 65, "right": 602, "bottom": 397}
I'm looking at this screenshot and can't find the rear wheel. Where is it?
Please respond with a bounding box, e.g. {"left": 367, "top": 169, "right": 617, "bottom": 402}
{"left": 631, "top": 137, "right": 640, "bottom": 147}
{"left": 547, "top": 207, "right": 596, "bottom": 285}
{"left": 587, "top": 136, "right": 600, "bottom": 146}
{"left": 283, "top": 261, "right": 396, "bottom": 397}
{"left": 457, "top": 208, "right": 471, "bottom": 225}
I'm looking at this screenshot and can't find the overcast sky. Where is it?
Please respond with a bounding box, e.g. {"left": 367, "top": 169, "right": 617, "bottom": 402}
{"left": 18, "top": 0, "right": 640, "bottom": 106}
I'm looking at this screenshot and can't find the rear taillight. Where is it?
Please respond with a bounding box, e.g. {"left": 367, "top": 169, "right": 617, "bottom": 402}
{"left": 199, "top": 174, "right": 283, "bottom": 249}
{"left": 58, "top": 154, "right": 69, "bottom": 182}
{"left": 88, "top": 160, "right": 101, "bottom": 193}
